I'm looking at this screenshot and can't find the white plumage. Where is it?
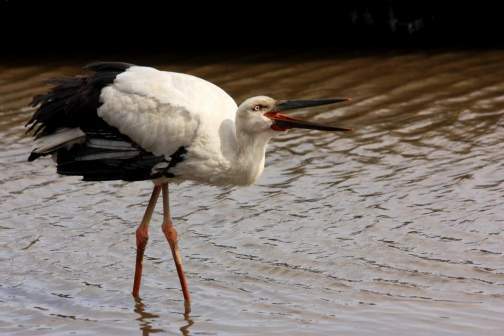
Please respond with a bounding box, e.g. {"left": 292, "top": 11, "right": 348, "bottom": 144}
{"left": 97, "top": 66, "right": 276, "bottom": 186}
{"left": 99, "top": 66, "right": 237, "bottom": 157}
{"left": 30, "top": 64, "right": 350, "bottom": 186}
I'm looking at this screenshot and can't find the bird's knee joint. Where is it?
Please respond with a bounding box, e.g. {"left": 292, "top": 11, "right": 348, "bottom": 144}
{"left": 136, "top": 227, "right": 149, "bottom": 247}
{"left": 162, "top": 223, "right": 178, "bottom": 242}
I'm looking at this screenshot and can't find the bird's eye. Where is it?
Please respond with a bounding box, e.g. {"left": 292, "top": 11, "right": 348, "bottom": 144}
{"left": 253, "top": 105, "right": 262, "bottom": 111}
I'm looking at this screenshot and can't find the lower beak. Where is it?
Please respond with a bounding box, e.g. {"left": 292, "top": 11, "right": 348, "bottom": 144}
{"left": 266, "top": 98, "right": 352, "bottom": 132}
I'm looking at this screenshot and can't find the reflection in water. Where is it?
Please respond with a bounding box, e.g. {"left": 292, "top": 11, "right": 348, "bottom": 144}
{"left": 1, "top": 51, "right": 504, "bottom": 335}
{"left": 134, "top": 297, "right": 164, "bottom": 335}
{"left": 180, "top": 312, "right": 194, "bottom": 336}
{"left": 134, "top": 297, "right": 194, "bottom": 336}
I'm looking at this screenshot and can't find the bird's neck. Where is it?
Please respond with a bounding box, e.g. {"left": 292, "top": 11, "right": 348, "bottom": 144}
{"left": 230, "top": 130, "right": 272, "bottom": 186}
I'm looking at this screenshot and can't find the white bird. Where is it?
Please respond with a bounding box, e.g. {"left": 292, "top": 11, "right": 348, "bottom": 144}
{"left": 26, "top": 62, "right": 351, "bottom": 313}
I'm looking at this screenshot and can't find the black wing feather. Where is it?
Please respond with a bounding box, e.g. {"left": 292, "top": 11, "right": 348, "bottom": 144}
{"left": 26, "top": 63, "right": 129, "bottom": 137}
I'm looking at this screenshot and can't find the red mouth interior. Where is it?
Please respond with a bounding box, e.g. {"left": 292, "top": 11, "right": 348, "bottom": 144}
{"left": 265, "top": 111, "right": 297, "bottom": 131}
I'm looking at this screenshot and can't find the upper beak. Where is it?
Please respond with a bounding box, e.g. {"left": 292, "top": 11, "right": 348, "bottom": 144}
{"left": 266, "top": 98, "right": 352, "bottom": 132}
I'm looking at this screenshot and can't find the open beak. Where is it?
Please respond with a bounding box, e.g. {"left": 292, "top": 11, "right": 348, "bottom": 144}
{"left": 266, "top": 98, "right": 352, "bottom": 132}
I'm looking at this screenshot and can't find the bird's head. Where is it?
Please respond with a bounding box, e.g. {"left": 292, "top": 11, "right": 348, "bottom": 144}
{"left": 236, "top": 96, "right": 352, "bottom": 135}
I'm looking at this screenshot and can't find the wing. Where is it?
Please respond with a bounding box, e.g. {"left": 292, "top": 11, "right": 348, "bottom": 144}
{"left": 26, "top": 62, "right": 237, "bottom": 182}
{"left": 97, "top": 65, "right": 238, "bottom": 158}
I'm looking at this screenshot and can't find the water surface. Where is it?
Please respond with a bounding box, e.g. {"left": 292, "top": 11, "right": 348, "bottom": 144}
{"left": 1, "top": 51, "right": 504, "bottom": 335}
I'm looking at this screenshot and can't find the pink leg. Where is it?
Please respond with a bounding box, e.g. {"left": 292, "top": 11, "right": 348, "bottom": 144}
{"left": 161, "top": 183, "right": 191, "bottom": 313}
{"left": 132, "top": 185, "right": 161, "bottom": 297}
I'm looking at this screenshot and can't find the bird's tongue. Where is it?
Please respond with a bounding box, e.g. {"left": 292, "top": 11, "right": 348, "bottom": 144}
{"left": 265, "top": 112, "right": 352, "bottom": 132}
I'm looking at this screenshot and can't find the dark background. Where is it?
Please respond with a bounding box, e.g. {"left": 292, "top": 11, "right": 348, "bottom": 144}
{"left": 1, "top": 1, "right": 503, "bottom": 61}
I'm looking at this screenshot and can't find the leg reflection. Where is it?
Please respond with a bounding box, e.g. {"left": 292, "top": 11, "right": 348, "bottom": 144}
{"left": 180, "top": 312, "right": 194, "bottom": 336}
{"left": 133, "top": 297, "right": 195, "bottom": 336}
{"left": 134, "top": 297, "right": 163, "bottom": 335}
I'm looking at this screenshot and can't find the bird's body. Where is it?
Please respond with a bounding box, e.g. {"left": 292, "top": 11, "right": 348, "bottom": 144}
{"left": 29, "top": 63, "right": 281, "bottom": 186}
{"left": 99, "top": 65, "right": 254, "bottom": 186}
{"left": 27, "top": 62, "right": 351, "bottom": 313}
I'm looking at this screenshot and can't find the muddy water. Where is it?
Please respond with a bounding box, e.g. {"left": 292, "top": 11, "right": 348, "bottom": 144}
{"left": 1, "top": 51, "right": 504, "bottom": 335}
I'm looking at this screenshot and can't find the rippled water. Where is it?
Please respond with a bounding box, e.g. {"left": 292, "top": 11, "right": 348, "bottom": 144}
{"left": 1, "top": 51, "right": 504, "bottom": 335}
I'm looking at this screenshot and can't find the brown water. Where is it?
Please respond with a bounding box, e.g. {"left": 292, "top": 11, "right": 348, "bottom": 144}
{"left": 1, "top": 51, "right": 504, "bottom": 335}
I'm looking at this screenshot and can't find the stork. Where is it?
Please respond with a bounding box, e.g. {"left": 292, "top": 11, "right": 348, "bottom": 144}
{"left": 26, "top": 62, "right": 351, "bottom": 313}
